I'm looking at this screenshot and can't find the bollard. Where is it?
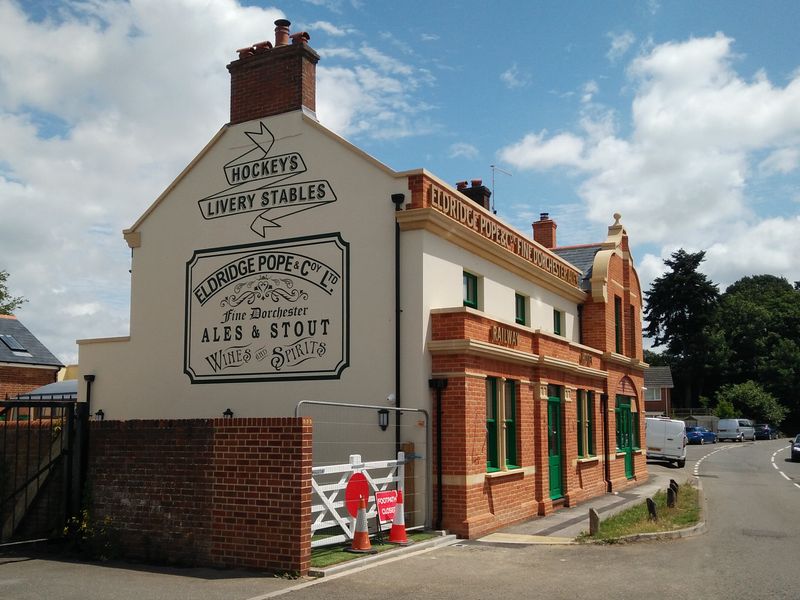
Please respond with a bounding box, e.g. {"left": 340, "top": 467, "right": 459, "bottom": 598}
{"left": 647, "top": 497, "right": 658, "bottom": 521}
{"left": 669, "top": 479, "right": 680, "bottom": 493}
{"left": 589, "top": 508, "right": 600, "bottom": 535}
{"left": 667, "top": 486, "right": 676, "bottom": 508}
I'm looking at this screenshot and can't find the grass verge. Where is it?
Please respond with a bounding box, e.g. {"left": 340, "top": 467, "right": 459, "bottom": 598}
{"left": 311, "top": 531, "right": 438, "bottom": 569}
{"left": 577, "top": 483, "right": 700, "bottom": 543}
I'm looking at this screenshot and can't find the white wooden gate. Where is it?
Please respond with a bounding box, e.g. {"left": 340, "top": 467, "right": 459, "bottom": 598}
{"left": 311, "top": 452, "right": 405, "bottom": 548}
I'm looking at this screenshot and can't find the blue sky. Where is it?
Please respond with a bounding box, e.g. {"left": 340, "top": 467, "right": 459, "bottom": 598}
{"left": 1, "top": 0, "right": 799, "bottom": 362}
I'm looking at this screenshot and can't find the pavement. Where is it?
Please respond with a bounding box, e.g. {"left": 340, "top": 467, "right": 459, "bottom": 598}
{"left": 474, "top": 469, "right": 687, "bottom": 546}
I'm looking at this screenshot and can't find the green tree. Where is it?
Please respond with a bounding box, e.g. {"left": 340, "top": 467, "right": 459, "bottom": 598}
{"left": 643, "top": 349, "right": 670, "bottom": 366}
{"left": 714, "top": 381, "right": 788, "bottom": 425}
{"left": 714, "top": 275, "right": 800, "bottom": 430}
{"left": 712, "top": 397, "right": 736, "bottom": 419}
{"left": 0, "top": 270, "right": 26, "bottom": 314}
{"left": 643, "top": 250, "right": 720, "bottom": 408}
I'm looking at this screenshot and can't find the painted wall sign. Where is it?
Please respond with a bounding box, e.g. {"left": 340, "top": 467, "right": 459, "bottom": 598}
{"left": 184, "top": 233, "right": 349, "bottom": 383}
{"left": 426, "top": 183, "right": 580, "bottom": 288}
{"left": 197, "top": 123, "right": 337, "bottom": 237}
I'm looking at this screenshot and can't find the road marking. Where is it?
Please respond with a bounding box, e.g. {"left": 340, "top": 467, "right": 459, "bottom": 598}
{"left": 779, "top": 471, "right": 790, "bottom": 480}
{"left": 773, "top": 463, "right": 779, "bottom": 469}
{"left": 244, "top": 542, "right": 454, "bottom": 599}
{"left": 795, "top": 483, "right": 800, "bottom": 490}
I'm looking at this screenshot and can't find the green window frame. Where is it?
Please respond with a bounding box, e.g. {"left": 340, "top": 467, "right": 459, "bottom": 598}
{"left": 504, "top": 379, "right": 518, "bottom": 467}
{"left": 553, "top": 308, "right": 562, "bottom": 336}
{"left": 486, "top": 377, "right": 498, "bottom": 471}
{"left": 577, "top": 389, "right": 584, "bottom": 457}
{"left": 515, "top": 293, "right": 526, "bottom": 325}
{"left": 586, "top": 392, "right": 594, "bottom": 455}
{"left": 463, "top": 271, "right": 478, "bottom": 309}
{"left": 614, "top": 296, "right": 623, "bottom": 354}
{"left": 576, "top": 390, "right": 595, "bottom": 458}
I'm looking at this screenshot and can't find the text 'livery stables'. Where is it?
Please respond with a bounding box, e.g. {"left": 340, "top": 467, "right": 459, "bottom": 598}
{"left": 78, "top": 17, "right": 646, "bottom": 576}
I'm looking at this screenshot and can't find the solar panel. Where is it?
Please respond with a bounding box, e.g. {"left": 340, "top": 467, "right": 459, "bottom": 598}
{"left": 0, "top": 334, "right": 27, "bottom": 352}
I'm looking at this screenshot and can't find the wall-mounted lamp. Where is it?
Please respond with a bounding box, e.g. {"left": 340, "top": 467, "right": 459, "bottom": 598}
{"left": 378, "top": 408, "right": 390, "bottom": 431}
{"left": 95, "top": 409, "right": 105, "bottom": 421}
{"left": 223, "top": 408, "right": 234, "bottom": 419}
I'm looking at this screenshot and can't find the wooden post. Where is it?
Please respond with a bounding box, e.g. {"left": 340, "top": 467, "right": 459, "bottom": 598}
{"left": 647, "top": 497, "right": 658, "bottom": 521}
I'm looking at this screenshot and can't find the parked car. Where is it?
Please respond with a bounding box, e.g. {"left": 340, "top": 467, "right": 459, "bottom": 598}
{"left": 686, "top": 426, "right": 717, "bottom": 445}
{"left": 754, "top": 424, "right": 779, "bottom": 440}
{"left": 646, "top": 417, "right": 687, "bottom": 467}
{"left": 791, "top": 435, "right": 800, "bottom": 461}
{"left": 718, "top": 418, "right": 756, "bottom": 442}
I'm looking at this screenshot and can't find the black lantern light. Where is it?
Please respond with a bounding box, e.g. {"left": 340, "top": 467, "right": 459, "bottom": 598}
{"left": 223, "top": 408, "right": 234, "bottom": 419}
{"left": 95, "top": 409, "right": 105, "bottom": 421}
{"left": 378, "top": 408, "right": 390, "bottom": 431}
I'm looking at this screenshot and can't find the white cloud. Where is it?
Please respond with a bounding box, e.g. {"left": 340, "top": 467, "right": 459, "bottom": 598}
{"left": 499, "top": 33, "right": 800, "bottom": 288}
{"left": 607, "top": 31, "right": 635, "bottom": 62}
{"left": 449, "top": 142, "right": 479, "bottom": 160}
{"left": 499, "top": 131, "right": 585, "bottom": 170}
{"left": 316, "top": 43, "right": 435, "bottom": 139}
{"left": 0, "top": 0, "right": 285, "bottom": 362}
{"left": 759, "top": 147, "right": 799, "bottom": 174}
{"left": 307, "top": 20, "right": 355, "bottom": 36}
{"left": 582, "top": 80, "right": 599, "bottom": 104}
{"left": 500, "top": 63, "right": 530, "bottom": 89}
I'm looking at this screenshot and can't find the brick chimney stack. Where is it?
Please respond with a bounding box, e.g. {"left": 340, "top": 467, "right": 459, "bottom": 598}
{"left": 227, "top": 19, "right": 320, "bottom": 125}
{"left": 532, "top": 212, "right": 557, "bottom": 248}
{"left": 459, "top": 179, "right": 492, "bottom": 211}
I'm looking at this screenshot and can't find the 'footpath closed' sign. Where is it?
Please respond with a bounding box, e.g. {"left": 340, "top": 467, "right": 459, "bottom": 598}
{"left": 375, "top": 490, "right": 397, "bottom": 522}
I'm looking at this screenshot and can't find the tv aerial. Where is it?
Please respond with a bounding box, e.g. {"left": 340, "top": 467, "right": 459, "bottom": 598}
{"left": 490, "top": 164, "right": 512, "bottom": 214}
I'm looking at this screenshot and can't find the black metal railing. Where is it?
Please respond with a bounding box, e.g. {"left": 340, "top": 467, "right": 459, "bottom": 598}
{"left": 0, "top": 399, "right": 87, "bottom": 546}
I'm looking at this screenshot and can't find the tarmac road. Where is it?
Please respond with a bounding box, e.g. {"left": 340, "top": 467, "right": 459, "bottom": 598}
{"left": 2, "top": 439, "right": 797, "bottom": 599}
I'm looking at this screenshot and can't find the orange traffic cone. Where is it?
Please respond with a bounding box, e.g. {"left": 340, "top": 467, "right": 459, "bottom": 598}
{"left": 347, "top": 496, "right": 374, "bottom": 553}
{"left": 389, "top": 490, "right": 410, "bottom": 545}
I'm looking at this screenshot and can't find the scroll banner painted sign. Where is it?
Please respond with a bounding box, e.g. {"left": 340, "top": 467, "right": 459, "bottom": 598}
{"left": 197, "top": 122, "right": 338, "bottom": 237}
{"left": 375, "top": 490, "right": 397, "bottom": 522}
{"left": 344, "top": 472, "right": 370, "bottom": 518}
{"left": 184, "top": 233, "right": 350, "bottom": 383}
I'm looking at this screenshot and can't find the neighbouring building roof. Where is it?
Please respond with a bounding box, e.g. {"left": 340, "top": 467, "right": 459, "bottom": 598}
{"left": 552, "top": 244, "right": 602, "bottom": 291}
{"left": 644, "top": 365, "right": 674, "bottom": 389}
{"left": 15, "top": 379, "right": 77, "bottom": 400}
{"left": 0, "top": 315, "right": 63, "bottom": 368}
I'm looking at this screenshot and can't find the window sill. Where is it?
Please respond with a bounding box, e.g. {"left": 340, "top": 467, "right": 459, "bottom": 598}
{"left": 577, "top": 455, "right": 599, "bottom": 464}
{"left": 485, "top": 467, "right": 523, "bottom": 480}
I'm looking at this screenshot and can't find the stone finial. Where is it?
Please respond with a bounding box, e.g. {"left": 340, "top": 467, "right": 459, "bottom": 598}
{"left": 613, "top": 212, "right": 622, "bottom": 226}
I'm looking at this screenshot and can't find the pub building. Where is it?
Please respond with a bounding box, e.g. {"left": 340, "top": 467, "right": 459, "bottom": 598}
{"left": 78, "top": 19, "right": 646, "bottom": 572}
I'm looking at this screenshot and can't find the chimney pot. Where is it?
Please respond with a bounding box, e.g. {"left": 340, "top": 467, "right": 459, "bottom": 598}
{"left": 291, "top": 31, "right": 311, "bottom": 44}
{"left": 540, "top": 212, "right": 549, "bottom": 220}
{"left": 252, "top": 41, "right": 273, "bottom": 53}
{"left": 456, "top": 181, "right": 468, "bottom": 190}
{"left": 236, "top": 46, "right": 255, "bottom": 59}
{"left": 471, "top": 179, "right": 482, "bottom": 187}
{"left": 275, "top": 19, "right": 291, "bottom": 46}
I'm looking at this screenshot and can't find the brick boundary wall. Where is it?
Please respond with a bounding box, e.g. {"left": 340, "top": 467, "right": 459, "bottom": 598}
{"left": 88, "top": 417, "right": 312, "bottom": 574}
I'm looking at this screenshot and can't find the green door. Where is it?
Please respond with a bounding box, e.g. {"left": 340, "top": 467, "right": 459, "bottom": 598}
{"left": 547, "top": 393, "right": 562, "bottom": 499}
{"left": 616, "top": 396, "right": 634, "bottom": 479}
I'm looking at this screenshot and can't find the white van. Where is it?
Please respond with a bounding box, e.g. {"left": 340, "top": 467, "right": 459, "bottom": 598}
{"left": 645, "top": 417, "right": 687, "bottom": 467}
{"left": 718, "top": 418, "right": 755, "bottom": 442}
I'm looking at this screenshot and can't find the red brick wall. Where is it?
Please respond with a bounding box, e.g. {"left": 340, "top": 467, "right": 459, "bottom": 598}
{"left": 89, "top": 417, "right": 312, "bottom": 574}
{"left": 0, "top": 366, "right": 58, "bottom": 400}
